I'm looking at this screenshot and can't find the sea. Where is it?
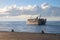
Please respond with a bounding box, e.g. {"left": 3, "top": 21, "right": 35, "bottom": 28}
{"left": 0, "top": 21, "right": 60, "bottom": 34}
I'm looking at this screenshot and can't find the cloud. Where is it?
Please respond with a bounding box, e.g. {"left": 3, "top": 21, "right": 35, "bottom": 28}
{"left": 0, "top": 3, "right": 60, "bottom": 21}
{"left": 0, "top": 5, "right": 41, "bottom": 16}
{"left": 41, "top": 3, "right": 51, "bottom": 9}
{"left": 0, "top": 5, "right": 21, "bottom": 16}
{"left": 0, "top": 3, "right": 60, "bottom": 17}
{"left": 5, "top": 8, "right": 21, "bottom": 16}
{"left": 0, "top": 15, "right": 38, "bottom": 21}
{"left": 19, "top": 5, "right": 34, "bottom": 10}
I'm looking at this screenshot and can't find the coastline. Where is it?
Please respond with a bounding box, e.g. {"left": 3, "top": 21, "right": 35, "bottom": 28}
{"left": 0, "top": 32, "right": 60, "bottom": 40}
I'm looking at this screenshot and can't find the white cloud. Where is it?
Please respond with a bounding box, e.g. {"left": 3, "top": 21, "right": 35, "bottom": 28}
{"left": 0, "top": 3, "right": 60, "bottom": 21}
{"left": 41, "top": 3, "right": 50, "bottom": 9}
{"left": 45, "top": 17, "right": 60, "bottom": 21}
{"left": 0, "top": 15, "right": 38, "bottom": 21}
{"left": 20, "top": 5, "right": 34, "bottom": 10}
{"left": 0, "top": 5, "right": 40, "bottom": 16}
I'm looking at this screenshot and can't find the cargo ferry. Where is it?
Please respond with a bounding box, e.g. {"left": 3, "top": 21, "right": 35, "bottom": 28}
{"left": 26, "top": 15, "right": 46, "bottom": 25}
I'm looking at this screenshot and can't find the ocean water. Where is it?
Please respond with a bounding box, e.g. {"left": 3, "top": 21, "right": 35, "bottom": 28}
{"left": 0, "top": 21, "right": 60, "bottom": 34}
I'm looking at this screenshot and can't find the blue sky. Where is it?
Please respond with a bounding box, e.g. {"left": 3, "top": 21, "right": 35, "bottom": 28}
{"left": 0, "top": 0, "right": 60, "bottom": 8}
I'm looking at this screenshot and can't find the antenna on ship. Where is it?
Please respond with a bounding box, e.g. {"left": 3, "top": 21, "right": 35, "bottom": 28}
{"left": 40, "top": 14, "right": 41, "bottom": 18}
{"left": 38, "top": 14, "right": 41, "bottom": 19}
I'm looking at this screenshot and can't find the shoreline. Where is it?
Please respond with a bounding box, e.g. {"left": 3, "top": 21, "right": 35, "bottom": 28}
{"left": 0, "top": 31, "right": 60, "bottom": 40}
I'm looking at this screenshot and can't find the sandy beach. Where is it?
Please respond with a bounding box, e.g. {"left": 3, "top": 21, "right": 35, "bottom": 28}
{"left": 0, "top": 32, "right": 60, "bottom": 40}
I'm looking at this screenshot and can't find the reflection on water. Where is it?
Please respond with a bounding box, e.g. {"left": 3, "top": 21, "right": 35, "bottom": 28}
{"left": 0, "top": 21, "right": 60, "bottom": 34}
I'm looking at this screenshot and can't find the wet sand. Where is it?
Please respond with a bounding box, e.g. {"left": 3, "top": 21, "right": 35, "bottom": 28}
{"left": 0, "top": 32, "right": 60, "bottom": 40}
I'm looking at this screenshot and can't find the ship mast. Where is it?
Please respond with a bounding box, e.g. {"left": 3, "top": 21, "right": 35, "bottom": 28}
{"left": 38, "top": 14, "right": 41, "bottom": 19}
{"left": 40, "top": 14, "right": 41, "bottom": 18}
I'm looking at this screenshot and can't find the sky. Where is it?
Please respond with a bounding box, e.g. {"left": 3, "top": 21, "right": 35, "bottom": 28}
{"left": 0, "top": 0, "right": 60, "bottom": 21}
{"left": 0, "top": 0, "right": 60, "bottom": 8}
